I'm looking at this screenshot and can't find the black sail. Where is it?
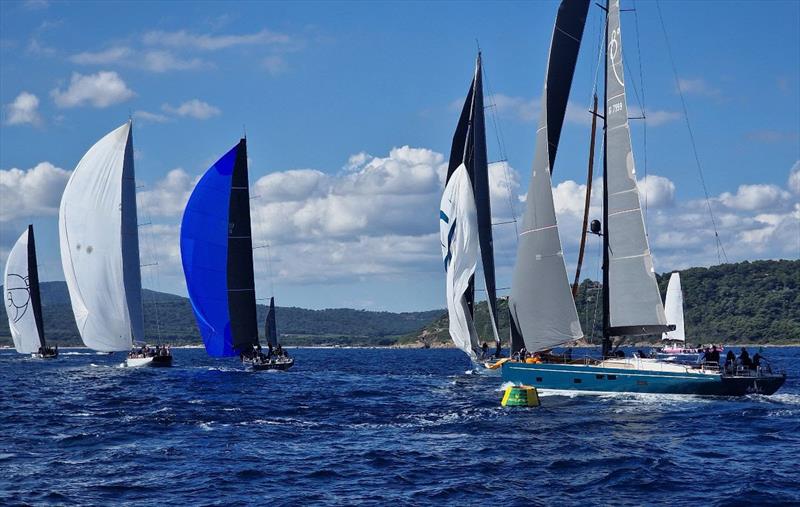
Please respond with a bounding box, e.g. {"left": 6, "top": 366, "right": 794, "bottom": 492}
{"left": 546, "top": 0, "right": 590, "bottom": 173}
{"left": 26, "top": 224, "right": 46, "bottom": 350}
{"left": 265, "top": 297, "right": 278, "bottom": 347}
{"left": 227, "top": 139, "right": 260, "bottom": 350}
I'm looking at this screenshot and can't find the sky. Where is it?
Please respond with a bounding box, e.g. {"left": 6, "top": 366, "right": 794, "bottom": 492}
{"left": 1, "top": 0, "right": 798, "bottom": 312}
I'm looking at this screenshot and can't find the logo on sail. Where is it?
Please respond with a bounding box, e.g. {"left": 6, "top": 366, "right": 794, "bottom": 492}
{"left": 5, "top": 273, "right": 31, "bottom": 323}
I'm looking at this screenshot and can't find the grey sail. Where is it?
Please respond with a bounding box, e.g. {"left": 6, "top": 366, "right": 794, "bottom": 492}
{"left": 604, "top": 0, "right": 668, "bottom": 336}
{"left": 509, "top": 0, "right": 589, "bottom": 352}
{"left": 265, "top": 296, "right": 277, "bottom": 348}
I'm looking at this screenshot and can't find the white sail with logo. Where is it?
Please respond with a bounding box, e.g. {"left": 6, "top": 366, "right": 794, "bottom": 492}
{"left": 3, "top": 228, "right": 43, "bottom": 353}
{"left": 59, "top": 121, "right": 145, "bottom": 352}
{"left": 662, "top": 272, "right": 685, "bottom": 342}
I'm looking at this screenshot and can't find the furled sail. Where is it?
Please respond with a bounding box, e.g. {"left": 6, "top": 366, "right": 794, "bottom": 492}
{"left": 442, "top": 54, "right": 500, "bottom": 352}
{"left": 4, "top": 226, "right": 46, "bottom": 354}
{"left": 604, "top": 0, "right": 668, "bottom": 335}
{"left": 181, "top": 139, "right": 259, "bottom": 357}
{"left": 265, "top": 297, "right": 277, "bottom": 347}
{"left": 440, "top": 164, "right": 481, "bottom": 358}
{"left": 59, "top": 122, "right": 144, "bottom": 352}
{"left": 662, "top": 272, "right": 685, "bottom": 342}
{"left": 509, "top": 0, "right": 589, "bottom": 352}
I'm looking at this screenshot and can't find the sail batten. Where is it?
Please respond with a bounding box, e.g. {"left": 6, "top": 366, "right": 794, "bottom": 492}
{"left": 58, "top": 122, "right": 140, "bottom": 352}
{"left": 603, "top": 0, "right": 668, "bottom": 336}
{"left": 509, "top": 0, "right": 589, "bottom": 353}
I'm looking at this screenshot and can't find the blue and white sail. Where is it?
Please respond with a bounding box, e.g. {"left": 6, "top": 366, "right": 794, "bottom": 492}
{"left": 440, "top": 164, "right": 481, "bottom": 359}
{"left": 3, "top": 226, "right": 46, "bottom": 354}
{"left": 58, "top": 121, "right": 145, "bottom": 352}
{"left": 180, "top": 139, "right": 260, "bottom": 357}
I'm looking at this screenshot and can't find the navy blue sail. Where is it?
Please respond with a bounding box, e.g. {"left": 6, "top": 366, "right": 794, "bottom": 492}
{"left": 180, "top": 139, "right": 259, "bottom": 357}
{"left": 265, "top": 297, "right": 277, "bottom": 347}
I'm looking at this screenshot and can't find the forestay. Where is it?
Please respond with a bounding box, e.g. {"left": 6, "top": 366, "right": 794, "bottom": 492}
{"left": 3, "top": 227, "right": 45, "bottom": 354}
{"left": 440, "top": 164, "right": 481, "bottom": 359}
{"left": 59, "top": 122, "right": 144, "bottom": 352}
{"left": 604, "top": 0, "right": 667, "bottom": 334}
{"left": 662, "top": 272, "right": 685, "bottom": 342}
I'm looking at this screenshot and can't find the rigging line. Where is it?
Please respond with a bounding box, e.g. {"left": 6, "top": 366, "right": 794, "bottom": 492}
{"left": 481, "top": 58, "right": 520, "bottom": 240}
{"left": 655, "top": 0, "right": 728, "bottom": 263}
{"left": 589, "top": 236, "right": 603, "bottom": 343}
{"left": 135, "top": 190, "right": 162, "bottom": 343}
{"left": 633, "top": 0, "right": 649, "bottom": 227}
{"left": 590, "top": 5, "right": 605, "bottom": 105}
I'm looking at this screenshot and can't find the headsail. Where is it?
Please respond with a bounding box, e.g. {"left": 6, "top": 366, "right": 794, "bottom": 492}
{"left": 440, "top": 164, "right": 481, "bottom": 359}
{"left": 265, "top": 297, "right": 278, "bottom": 347}
{"left": 441, "top": 54, "right": 500, "bottom": 354}
{"left": 662, "top": 272, "right": 685, "bottom": 342}
{"left": 181, "top": 139, "right": 259, "bottom": 357}
{"left": 4, "top": 226, "right": 46, "bottom": 354}
{"left": 603, "top": 0, "right": 668, "bottom": 337}
{"left": 58, "top": 122, "right": 144, "bottom": 352}
{"left": 509, "top": 0, "right": 589, "bottom": 353}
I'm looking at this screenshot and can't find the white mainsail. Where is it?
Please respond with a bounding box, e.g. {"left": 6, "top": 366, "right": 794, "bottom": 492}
{"left": 3, "top": 228, "right": 43, "bottom": 354}
{"left": 58, "top": 121, "right": 145, "bottom": 352}
{"left": 662, "top": 272, "right": 685, "bottom": 342}
{"left": 440, "top": 163, "right": 481, "bottom": 359}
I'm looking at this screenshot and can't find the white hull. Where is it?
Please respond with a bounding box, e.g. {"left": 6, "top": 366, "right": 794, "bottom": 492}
{"left": 125, "top": 356, "right": 154, "bottom": 368}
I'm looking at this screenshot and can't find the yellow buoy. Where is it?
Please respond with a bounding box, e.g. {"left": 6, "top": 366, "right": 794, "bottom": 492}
{"left": 501, "top": 384, "right": 540, "bottom": 407}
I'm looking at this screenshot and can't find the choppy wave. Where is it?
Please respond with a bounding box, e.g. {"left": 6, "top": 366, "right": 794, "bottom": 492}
{"left": 0, "top": 347, "right": 797, "bottom": 506}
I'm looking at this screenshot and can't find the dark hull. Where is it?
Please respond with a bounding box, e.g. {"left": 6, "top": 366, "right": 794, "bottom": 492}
{"left": 502, "top": 361, "right": 786, "bottom": 396}
{"left": 247, "top": 358, "right": 294, "bottom": 371}
{"left": 149, "top": 355, "right": 173, "bottom": 367}
{"left": 32, "top": 352, "right": 58, "bottom": 360}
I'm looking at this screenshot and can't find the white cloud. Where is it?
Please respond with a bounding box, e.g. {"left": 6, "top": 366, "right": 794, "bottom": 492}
{"left": 70, "top": 46, "right": 133, "bottom": 65}
{"left": 677, "top": 78, "right": 721, "bottom": 97}
{"left": 0, "top": 162, "right": 71, "bottom": 222}
{"left": 23, "top": 0, "right": 49, "bottom": 9}
{"left": 142, "top": 29, "right": 290, "bottom": 50}
{"left": 133, "top": 110, "right": 170, "bottom": 124}
{"left": 719, "top": 184, "right": 791, "bottom": 211}
{"left": 162, "top": 99, "right": 220, "bottom": 119}
{"left": 141, "top": 51, "right": 207, "bottom": 72}
{"left": 490, "top": 94, "right": 538, "bottom": 122}
{"left": 137, "top": 169, "right": 196, "bottom": 217}
{"left": 4, "top": 91, "right": 42, "bottom": 126}
{"left": 262, "top": 55, "right": 288, "bottom": 76}
{"left": 637, "top": 175, "right": 675, "bottom": 208}
{"left": 51, "top": 71, "right": 134, "bottom": 108}
{"left": 643, "top": 109, "right": 681, "bottom": 126}
{"left": 788, "top": 161, "right": 800, "bottom": 195}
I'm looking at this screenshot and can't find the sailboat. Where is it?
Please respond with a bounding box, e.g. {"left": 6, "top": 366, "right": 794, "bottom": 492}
{"left": 3, "top": 225, "right": 57, "bottom": 358}
{"left": 180, "top": 138, "right": 291, "bottom": 371}
{"left": 501, "top": 0, "right": 785, "bottom": 395}
{"left": 261, "top": 297, "right": 294, "bottom": 371}
{"left": 59, "top": 121, "right": 172, "bottom": 367}
{"left": 439, "top": 52, "right": 502, "bottom": 366}
{"left": 657, "top": 272, "right": 722, "bottom": 363}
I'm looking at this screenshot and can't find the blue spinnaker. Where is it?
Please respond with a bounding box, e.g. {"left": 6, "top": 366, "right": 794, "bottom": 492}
{"left": 180, "top": 144, "right": 239, "bottom": 357}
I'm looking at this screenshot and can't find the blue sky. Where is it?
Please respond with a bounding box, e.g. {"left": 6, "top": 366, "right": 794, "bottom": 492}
{"left": 1, "top": 0, "right": 798, "bottom": 312}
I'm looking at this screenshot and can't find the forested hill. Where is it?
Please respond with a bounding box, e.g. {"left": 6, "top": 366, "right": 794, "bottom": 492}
{"left": 0, "top": 282, "right": 441, "bottom": 347}
{"left": 409, "top": 259, "right": 800, "bottom": 347}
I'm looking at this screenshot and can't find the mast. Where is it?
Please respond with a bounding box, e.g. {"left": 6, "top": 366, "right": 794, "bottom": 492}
{"left": 228, "top": 138, "right": 260, "bottom": 351}
{"left": 602, "top": 0, "right": 611, "bottom": 359}
{"left": 27, "top": 225, "right": 46, "bottom": 350}
{"left": 572, "top": 94, "right": 598, "bottom": 297}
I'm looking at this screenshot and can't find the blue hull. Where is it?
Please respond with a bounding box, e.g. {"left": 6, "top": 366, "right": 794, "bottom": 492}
{"left": 501, "top": 362, "right": 786, "bottom": 396}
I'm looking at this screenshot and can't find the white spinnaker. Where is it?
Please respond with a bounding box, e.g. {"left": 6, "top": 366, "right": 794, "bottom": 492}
{"left": 662, "top": 272, "right": 685, "bottom": 342}
{"left": 440, "top": 164, "right": 481, "bottom": 359}
{"left": 3, "top": 229, "right": 42, "bottom": 353}
{"left": 59, "top": 122, "right": 142, "bottom": 352}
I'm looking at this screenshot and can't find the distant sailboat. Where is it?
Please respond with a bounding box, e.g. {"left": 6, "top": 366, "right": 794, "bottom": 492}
{"left": 3, "top": 225, "right": 56, "bottom": 358}
{"left": 59, "top": 121, "right": 172, "bottom": 367}
{"left": 501, "top": 0, "right": 785, "bottom": 395}
{"left": 263, "top": 297, "right": 294, "bottom": 370}
{"left": 657, "top": 272, "right": 722, "bottom": 362}
{"left": 439, "top": 52, "right": 501, "bottom": 364}
{"left": 181, "top": 138, "right": 292, "bottom": 371}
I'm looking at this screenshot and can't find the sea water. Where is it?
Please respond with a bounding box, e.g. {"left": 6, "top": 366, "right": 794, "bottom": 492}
{"left": 1, "top": 347, "right": 798, "bottom": 506}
